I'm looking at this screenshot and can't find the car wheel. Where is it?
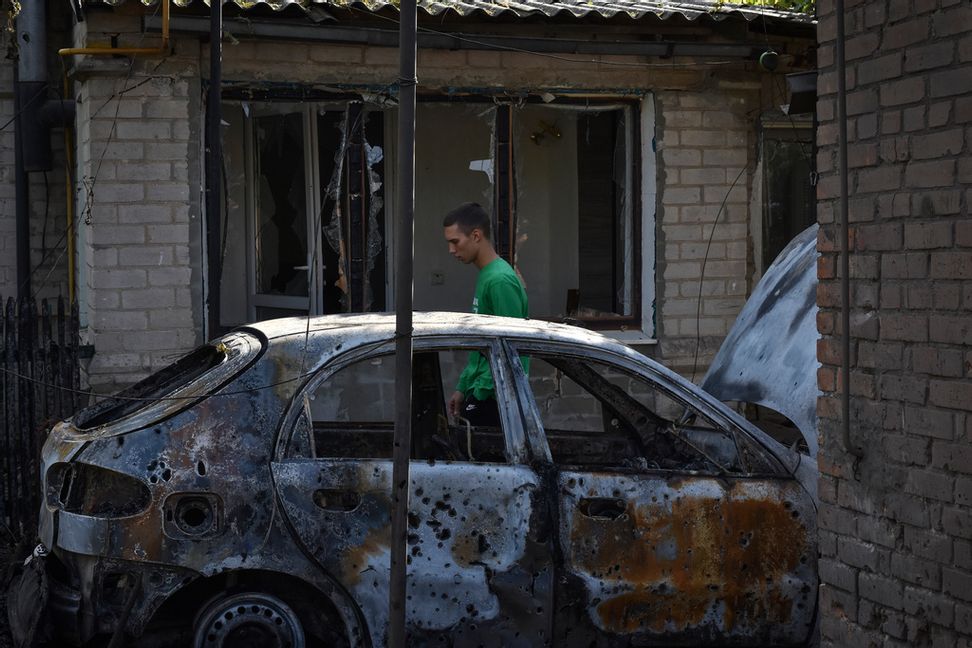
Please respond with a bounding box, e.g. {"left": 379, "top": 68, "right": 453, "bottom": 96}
{"left": 193, "top": 591, "right": 306, "bottom": 648}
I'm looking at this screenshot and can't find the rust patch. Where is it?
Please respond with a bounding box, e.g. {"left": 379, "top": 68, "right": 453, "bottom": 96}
{"left": 571, "top": 491, "right": 809, "bottom": 635}
{"left": 341, "top": 523, "right": 390, "bottom": 586}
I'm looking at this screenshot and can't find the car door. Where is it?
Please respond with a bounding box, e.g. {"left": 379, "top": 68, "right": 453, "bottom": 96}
{"left": 507, "top": 340, "right": 817, "bottom": 647}
{"left": 271, "top": 337, "right": 553, "bottom": 647}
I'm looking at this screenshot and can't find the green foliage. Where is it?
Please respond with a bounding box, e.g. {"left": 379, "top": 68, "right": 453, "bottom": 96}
{"left": 719, "top": 0, "right": 815, "bottom": 15}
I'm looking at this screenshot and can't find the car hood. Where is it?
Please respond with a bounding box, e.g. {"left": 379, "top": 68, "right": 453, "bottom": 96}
{"left": 701, "top": 224, "right": 819, "bottom": 457}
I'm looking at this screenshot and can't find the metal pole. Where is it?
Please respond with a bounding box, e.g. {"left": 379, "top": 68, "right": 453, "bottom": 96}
{"left": 206, "top": 0, "right": 223, "bottom": 338}
{"left": 389, "top": 0, "right": 417, "bottom": 644}
{"left": 835, "top": 0, "right": 861, "bottom": 458}
{"left": 13, "top": 65, "right": 30, "bottom": 301}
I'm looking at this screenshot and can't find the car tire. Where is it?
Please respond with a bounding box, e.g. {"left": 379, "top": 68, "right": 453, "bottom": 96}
{"left": 192, "top": 591, "right": 306, "bottom": 648}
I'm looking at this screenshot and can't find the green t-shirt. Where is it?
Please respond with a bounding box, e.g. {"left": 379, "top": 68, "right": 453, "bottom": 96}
{"left": 456, "top": 258, "right": 528, "bottom": 401}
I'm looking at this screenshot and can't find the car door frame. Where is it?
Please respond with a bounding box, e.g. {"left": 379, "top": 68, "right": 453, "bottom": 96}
{"left": 501, "top": 337, "right": 818, "bottom": 647}
{"left": 270, "top": 333, "right": 554, "bottom": 647}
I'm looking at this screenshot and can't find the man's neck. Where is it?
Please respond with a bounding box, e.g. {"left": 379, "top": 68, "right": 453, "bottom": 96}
{"left": 474, "top": 247, "right": 499, "bottom": 270}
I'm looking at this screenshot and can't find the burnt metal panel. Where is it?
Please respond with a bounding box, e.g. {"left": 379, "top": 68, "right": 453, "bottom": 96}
{"left": 273, "top": 459, "right": 553, "bottom": 646}
{"left": 555, "top": 471, "right": 817, "bottom": 645}
{"left": 701, "top": 224, "right": 820, "bottom": 457}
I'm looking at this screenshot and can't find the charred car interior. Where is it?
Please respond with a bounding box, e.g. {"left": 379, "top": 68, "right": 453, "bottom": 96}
{"left": 9, "top": 314, "right": 818, "bottom": 648}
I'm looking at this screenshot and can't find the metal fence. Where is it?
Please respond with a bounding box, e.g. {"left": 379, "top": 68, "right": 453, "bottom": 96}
{"left": 1, "top": 297, "right": 81, "bottom": 537}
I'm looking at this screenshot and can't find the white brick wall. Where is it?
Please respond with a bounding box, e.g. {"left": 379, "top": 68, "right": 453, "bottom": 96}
{"left": 73, "top": 35, "right": 202, "bottom": 393}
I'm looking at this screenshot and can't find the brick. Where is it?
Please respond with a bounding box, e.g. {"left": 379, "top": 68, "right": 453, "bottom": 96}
{"left": 881, "top": 77, "right": 926, "bottom": 106}
{"left": 904, "top": 41, "right": 956, "bottom": 73}
{"left": 913, "top": 346, "right": 965, "bottom": 377}
{"left": 884, "top": 435, "right": 931, "bottom": 466}
{"left": 857, "top": 165, "right": 902, "bottom": 192}
{"left": 957, "top": 477, "right": 972, "bottom": 507}
{"left": 904, "top": 222, "right": 953, "bottom": 249}
{"left": 904, "top": 527, "right": 952, "bottom": 562}
{"left": 932, "top": 442, "right": 972, "bottom": 472}
{"left": 905, "top": 160, "right": 956, "bottom": 188}
{"left": 881, "top": 313, "right": 928, "bottom": 342}
{"left": 903, "top": 468, "right": 953, "bottom": 502}
{"left": 958, "top": 603, "right": 972, "bottom": 635}
{"left": 146, "top": 225, "right": 190, "bottom": 245}
{"left": 856, "top": 223, "right": 902, "bottom": 251}
{"left": 121, "top": 288, "right": 175, "bottom": 310}
{"left": 932, "top": 5, "right": 972, "bottom": 38}
{"left": 118, "top": 246, "right": 174, "bottom": 267}
{"left": 930, "top": 67, "right": 972, "bottom": 98}
{"left": 846, "top": 32, "right": 880, "bottom": 60}
{"left": 911, "top": 129, "right": 965, "bottom": 159}
{"left": 859, "top": 573, "right": 903, "bottom": 609}
{"left": 928, "top": 380, "right": 972, "bottom": 411}
{"left": 930, "top": 252, "right": 972, "bottom": 279}
{"left": 886, "top": 493, "right": 932, "bottom": 527}
{"left": 905, "top": 406, "right": 954, "bottom": 440}
{"left": 882, "top": 18, "right": 930, "bottom": 49}
{"left": 903, "top": 586, "right": 955, "bottom": 625}
{"left": 882, "top": 253, "right": 928, "bottom": 279}
{"left": 944, "top": 568, "right": 972, "bottom": 603}
{"left": 928, "top": 101, "right": 952, "bottom": 128}
{"left": 858, "top": 53, "right": 903, "bottom": 84}
{"left": 912, "top": 190, "right": 962, "bottom": 216}
{"left": 662, "top": 149, "right": 701, "bottom": 167}
{"left": 879, "top": 374, "right": 928, "bottom": 403}
{"left": 90, "top": 269, "right": 147, "bottom": 290}
{"left": 820, "top": 558, "right": 858, "bottom": 593}
{"left": 929, "top": 315, "right": 972, "bottom": 346}
{"left": 847, "top": 89, "right": 878, "bottom": 116}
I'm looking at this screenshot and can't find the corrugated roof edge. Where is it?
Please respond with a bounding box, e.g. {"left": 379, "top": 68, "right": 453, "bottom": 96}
{"left": 96, "top": 0, "right": 815, "bottom": 24}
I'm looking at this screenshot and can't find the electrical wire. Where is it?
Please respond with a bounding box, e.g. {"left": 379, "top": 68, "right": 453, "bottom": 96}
{"left": 690, "top": 163, "right": 750, "bottom": 383}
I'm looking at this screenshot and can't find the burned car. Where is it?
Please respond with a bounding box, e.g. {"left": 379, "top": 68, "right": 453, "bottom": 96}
{"left": 9, "top": 304, "right": 819, "bottom": 647}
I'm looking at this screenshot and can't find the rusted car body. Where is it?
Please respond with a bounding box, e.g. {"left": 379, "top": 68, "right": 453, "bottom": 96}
{"left": 9, "top": 306, "right": 819, "bottom": 647}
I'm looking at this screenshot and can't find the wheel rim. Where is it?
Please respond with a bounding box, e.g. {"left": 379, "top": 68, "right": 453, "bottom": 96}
{"left": 194, "top": 592, "right": 305, "bottom": 648}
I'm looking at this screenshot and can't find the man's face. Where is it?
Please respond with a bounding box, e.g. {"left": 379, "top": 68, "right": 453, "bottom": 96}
{"left": 444, "top": 224, "right": 482, "bottom": 265}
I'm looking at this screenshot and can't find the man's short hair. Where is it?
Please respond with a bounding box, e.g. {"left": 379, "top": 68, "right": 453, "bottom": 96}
{"left": 443, "top": 202, "right": 491, "bottom": 240}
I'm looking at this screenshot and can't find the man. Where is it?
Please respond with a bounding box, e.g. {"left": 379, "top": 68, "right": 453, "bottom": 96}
{"left": 443, "top": 202, "right": 528, "bottom": 427}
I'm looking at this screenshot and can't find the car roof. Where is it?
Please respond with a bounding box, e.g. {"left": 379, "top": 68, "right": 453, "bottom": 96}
{"left": 244, "top": 312, "right": 625, "bottom": 350}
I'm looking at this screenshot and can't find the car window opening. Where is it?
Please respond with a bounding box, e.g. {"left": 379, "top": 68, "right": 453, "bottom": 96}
{"left": 291, "top": 348, "right": 509, "bottom": 464}
{"left": 524, "top": 354, "right": 745, "bottom": 474}
{"left": 74, "top": 344, "right": 227, "bottom": 430}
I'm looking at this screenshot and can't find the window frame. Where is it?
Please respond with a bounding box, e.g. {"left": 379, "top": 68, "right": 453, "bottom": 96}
{"left": 210, "top": 89, "right": 657, "bottom": 339}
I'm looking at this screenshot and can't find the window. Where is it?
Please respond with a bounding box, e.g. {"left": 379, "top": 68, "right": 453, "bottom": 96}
{"left": 215, "top": 94, "right": 654, "bottom": 335}
{"left": 520, "top": 353, "right": 755, "bottom": 473}
{"left": 759, "top": 117, "right": 816, "bottom": 275}
{"left": 219, "top": 100, "right": 386, "bottom": 330}
{"left": 288, "top": 347, "right": 508, "bottom": 463}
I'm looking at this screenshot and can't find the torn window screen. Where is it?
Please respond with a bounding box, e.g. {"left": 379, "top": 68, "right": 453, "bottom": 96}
{"left": 512, "top": 104, "right": 636, "bottom": 324}
{"left": 320, "top": 105, "right": 387, "bottom": 314}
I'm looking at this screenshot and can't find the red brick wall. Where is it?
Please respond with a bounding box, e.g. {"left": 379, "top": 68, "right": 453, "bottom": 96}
{"left": 816, "top": 0, "right": 972, "bottom": 643}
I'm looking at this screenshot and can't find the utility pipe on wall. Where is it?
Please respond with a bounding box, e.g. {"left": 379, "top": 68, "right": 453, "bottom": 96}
{"left": 835, "top": 0, "right": 862, "bottom": 458}
{"left": 59, "top": 0, "right": 170, "bottom": 57}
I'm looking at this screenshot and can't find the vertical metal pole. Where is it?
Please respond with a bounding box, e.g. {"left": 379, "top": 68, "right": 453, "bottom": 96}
{"left": 13, "top": 65, "right": 31, "bottom": 301}
{"left": 390, "top": 0, "right": 417, "bottom": 645}
{"left": 835, "top": 0, "right": 861, "bottom": 457}
{"left": 206, "top": 0, "right": 223, "bottom": 338}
